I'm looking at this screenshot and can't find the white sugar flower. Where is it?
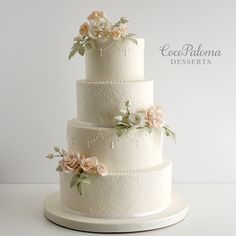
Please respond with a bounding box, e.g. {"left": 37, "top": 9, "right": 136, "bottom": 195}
{"left": 114, "top": 116, "right": 123, "bottom": 122}
{"left": 97, "top": 20, "right": 110, "bottom": 32}
{"left": 128, "top": 112, "right": 145, "bottom": 128}
{"left": 119, "top": 109, "right": 128, "bottom": 114}
{"left": 89, "top": 19, "right": 111, "bottom": 41}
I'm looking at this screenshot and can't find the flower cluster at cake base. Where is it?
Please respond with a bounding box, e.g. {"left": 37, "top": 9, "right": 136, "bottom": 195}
{"left": 114, "top": 101, "right": 176, "bottom": 141}
{"left": 46, "top": 146, "right": 108, "bottom": 196}
{"left": 69, "top": 10, "right": 137, "bottom": 59}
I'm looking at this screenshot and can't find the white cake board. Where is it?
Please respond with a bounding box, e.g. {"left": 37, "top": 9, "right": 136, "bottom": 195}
{"left": 44, "top": 192, "right": 189, "bottom": 233}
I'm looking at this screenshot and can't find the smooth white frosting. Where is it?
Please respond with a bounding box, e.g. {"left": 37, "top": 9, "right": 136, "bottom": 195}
{"left": 85, "top": 38, "right": 144, "bottom": 81}
{"left": 60, "top": 160, "right": 172, "bottom": 218}
{"left": 76, "top": 80, "right": 153, "bottom": 126}
{"left": 67, "top": 119, "right": 163, "bottom": 171}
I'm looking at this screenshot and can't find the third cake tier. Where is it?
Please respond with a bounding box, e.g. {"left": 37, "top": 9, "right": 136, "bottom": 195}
{"left": 67, "top": 119, "right": 163, "bottom": 172}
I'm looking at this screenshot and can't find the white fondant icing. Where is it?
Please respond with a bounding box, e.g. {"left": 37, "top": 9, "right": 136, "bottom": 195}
{"left": 60, "top": 160, "right": 172, "bottom": 219}
{"left": 57, "top": 31, "right": 177, "bottom": 221}
{"left": 85, "top": 38, "right": 144, "bottom": 81}
{"left": 76, "top": 80, "right": 153, "bottom": 126}
{"left": 67, "top": 119, "right": 163, "bottom": 172}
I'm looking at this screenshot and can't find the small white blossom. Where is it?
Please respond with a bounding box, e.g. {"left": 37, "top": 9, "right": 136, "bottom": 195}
{"left": 119, "top": 109, "right": 127, "bottom": 114}
{"left": 114, "top": 116, "right": 123, "bottom": 122}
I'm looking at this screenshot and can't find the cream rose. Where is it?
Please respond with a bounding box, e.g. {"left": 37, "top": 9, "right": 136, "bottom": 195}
{"left": 79, "top": 22, "right": 89, "bottom": 37}
{"left": 97, "top": 21, "right": 110, "bottom": 32}
{"left": 111, "top": 28, "right": 121, "bottom": 40}
{"left": 145, "top": 106, "right": 164, "bottom": 128}
{"left": 87, "top": 11, "right": 104, "bottom": 21}
{"left": 88, "top": 20, "right": 111, "bottom": 41}
{"left": 97, "top": 163, "right": 108, "bottom": 176}
{"left": 60, "top": 152, "right": 80, "bottom": 173}
{"left": 81, "top": 156, "right": 98, "bottom": 173}
{"left": 129, "top": 112, "right": 146, "bottom": 128}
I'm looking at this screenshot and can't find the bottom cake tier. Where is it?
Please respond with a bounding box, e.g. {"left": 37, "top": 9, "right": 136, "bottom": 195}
{"left": 59, "top": 159, "right": 172, "bottom": 219}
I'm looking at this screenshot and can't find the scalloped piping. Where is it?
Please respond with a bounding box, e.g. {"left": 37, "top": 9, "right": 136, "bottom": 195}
{"left": 67, "top": 126, "right": 159, "bottom": 150}
{"left": 90, "top": 39, "right": 144, "bottom": 56}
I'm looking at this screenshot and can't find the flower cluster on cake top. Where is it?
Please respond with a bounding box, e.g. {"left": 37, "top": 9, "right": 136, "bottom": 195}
{"left": 114, "top": 101, "right": 176, "bottom": 141}
{"left": 69, "top": 10, "right": 137, "bottom": 59}
{"left": 46, "top": 146, "right": 108, "bottom": 196}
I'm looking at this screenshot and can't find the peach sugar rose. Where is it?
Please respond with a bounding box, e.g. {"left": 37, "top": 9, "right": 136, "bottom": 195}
{"left": 145, "top": 106, "right": 165, "bottom": 128}
{"left": 59, "top": 152, "right": 80, "bottom": 173}
{"left": 87, "top": 11, "right": 104, "bottom": 21}
{"left": 97, "top": 163, "right": 108, "bottom": 176}
{"left": 80, "top": 156, "right": 99, "bottom": 173}
{"left": 111, "top": 28, "right": 122, "bottom": 40}
{"left": 79, "top": 22, "right": 89, "bottom": 37}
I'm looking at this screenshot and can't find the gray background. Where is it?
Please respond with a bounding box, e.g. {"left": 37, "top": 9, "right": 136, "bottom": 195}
{"left": 0, "top": 0, "right": 235, "bottom": 183}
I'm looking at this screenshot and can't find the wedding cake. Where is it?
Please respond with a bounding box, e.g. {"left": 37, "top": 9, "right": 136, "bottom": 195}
{"left": 44, "top": 11, "right": 188, "bottom": 232}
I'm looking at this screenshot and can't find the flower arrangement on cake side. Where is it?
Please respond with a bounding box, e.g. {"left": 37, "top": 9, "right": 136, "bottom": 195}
{"left": 46, "top": 146, "right": 108, "bottom": 196}
{"left": 114, "top": 101, "right": 176, "bottom": 140}
{"left": 69, "top": 10, "right": 137, "bottom": 59}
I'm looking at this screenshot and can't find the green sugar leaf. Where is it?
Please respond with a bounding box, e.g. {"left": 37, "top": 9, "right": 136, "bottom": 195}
{"left": 77, "top": 182, "right": 83, "bottom": 196}
{"left": 126, "top": 37, "right": 138, "bottom": 45}
{"left": 78, "top": 45, "right": 85, "bottom": 56}
{"left": 70, "top": 174, "right": 80, "bottom": 188}
{"left": 116, "top": 128, "right": 125, "bottom": 137}
{"left": 119, "top": 17, "right": 129, "bottom": 24}
{"left": 56, "top": 165, "right": 63, "bottom": 172}
{"left": 162, "top": 126, "right": 176, "bottom": 142}
{"left": 68, "top": 44, "right": 78, "bottom": 60}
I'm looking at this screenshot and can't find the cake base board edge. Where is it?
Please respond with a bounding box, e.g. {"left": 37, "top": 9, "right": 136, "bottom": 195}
{"left": 44, "top": 191, "right": 189, "bottom": 233}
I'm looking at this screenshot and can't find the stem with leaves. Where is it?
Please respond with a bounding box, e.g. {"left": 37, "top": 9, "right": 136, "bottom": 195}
{"left": 162, "top": 126, "right": 176, "bottom": 142}
{"left": 70, "top": 171, "right": 91, "bottom": 196}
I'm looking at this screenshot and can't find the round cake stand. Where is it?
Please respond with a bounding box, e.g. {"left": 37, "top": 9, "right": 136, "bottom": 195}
{"left": 44, "top": 192, "right": 189, "bottom": 233}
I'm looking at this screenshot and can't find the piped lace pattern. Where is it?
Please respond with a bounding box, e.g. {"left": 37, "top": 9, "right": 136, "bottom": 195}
{"left": 77, "top": 80, "right": 153, "bottom": 126}
{"left": 60, "top": 160, "right": 171, "bottom": 218}
{"left": 67, "top": 126, "right": 160, "bottom": 150}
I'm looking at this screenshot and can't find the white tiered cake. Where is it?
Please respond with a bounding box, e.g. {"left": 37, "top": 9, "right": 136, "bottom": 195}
{"left": 63, "top": 37, "right": 171, "bottom": 218}
{"left": 44, "top": 11, "right": 188, "bottom": 232}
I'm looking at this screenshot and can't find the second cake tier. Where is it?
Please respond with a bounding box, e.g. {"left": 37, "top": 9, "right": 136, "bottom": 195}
{"left": 67, "top": 119, "right": 163, "bottom": 172}
{"left": 76, "top": 80, "right": 153, "bottom": 127}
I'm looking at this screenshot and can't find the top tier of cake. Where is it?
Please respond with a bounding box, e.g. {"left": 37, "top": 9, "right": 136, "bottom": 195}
{"left": 85, "top": 38, "right": 144, "bottom": 82}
